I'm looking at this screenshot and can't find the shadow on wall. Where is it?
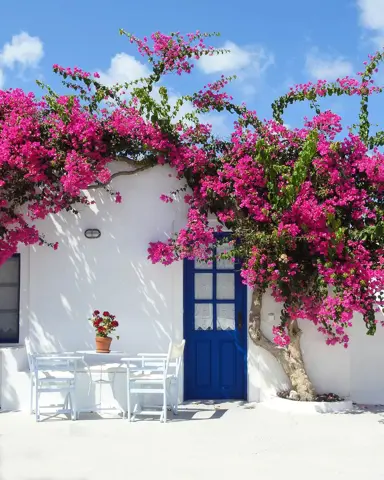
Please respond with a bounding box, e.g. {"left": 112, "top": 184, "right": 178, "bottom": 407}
{"left": 29, "top": 165, "right": 186, "bottom": 353}
{"left": 1, "top": 166, "right": 188, "bottom": 410}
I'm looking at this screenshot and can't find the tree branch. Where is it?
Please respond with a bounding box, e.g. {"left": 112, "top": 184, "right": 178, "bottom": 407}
{"left": 87, "top": 162, "right": 156, "bottom": 190}
{"left": 114, "top": 155, "right": 151, "bottom": 167}
{"left": 248, "top": 289, "right": 316, "bottom": 400}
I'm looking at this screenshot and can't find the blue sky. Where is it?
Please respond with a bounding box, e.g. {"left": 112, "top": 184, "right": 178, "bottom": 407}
{"left": 0, "top": 0, "right": 383, "bottom": 136}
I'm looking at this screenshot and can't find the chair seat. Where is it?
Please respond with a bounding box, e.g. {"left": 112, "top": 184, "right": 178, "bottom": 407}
{"left": 130, "top": 373, "right": 175, "bottom": 383}
{"left": 37, "top": 370, "right": 74, "bottom": 381}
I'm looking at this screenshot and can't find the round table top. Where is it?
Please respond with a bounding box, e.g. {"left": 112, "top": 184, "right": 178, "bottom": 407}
{"left": 76, "top": 350, "right": 127, "bottom": 355}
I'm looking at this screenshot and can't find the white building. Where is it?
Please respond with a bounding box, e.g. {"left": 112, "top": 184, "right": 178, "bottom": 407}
{"left": 1, "top": 165, "right": 384, "bottom": 412}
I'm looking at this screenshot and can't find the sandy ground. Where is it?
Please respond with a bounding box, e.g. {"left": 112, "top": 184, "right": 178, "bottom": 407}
{"left": 0, "top": 401, "right": 384, "bottom": 480}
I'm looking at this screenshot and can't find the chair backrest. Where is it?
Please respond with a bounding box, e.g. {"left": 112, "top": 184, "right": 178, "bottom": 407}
{"left": 166, "top": 340, "right": 185, "bottom": 377}
{"left": 24, "top": 338, "right": 34, "bottom": 372}
{"left": 169, "top": 340, "right": 185, "bottom": 360}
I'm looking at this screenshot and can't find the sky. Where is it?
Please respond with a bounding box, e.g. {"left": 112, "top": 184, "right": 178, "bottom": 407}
{"left": 0, "top": 0, "right": 384, "bottom": 136}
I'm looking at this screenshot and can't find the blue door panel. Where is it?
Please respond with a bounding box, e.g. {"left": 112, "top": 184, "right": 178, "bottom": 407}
{"left": 219, "top": 341, "right": 236, "bottom": 389}
{"left": 183, "top": 248, "right": 247, "bottom": 400}
{"left": 195, "top": 341, "right": 212, "bottom": 387}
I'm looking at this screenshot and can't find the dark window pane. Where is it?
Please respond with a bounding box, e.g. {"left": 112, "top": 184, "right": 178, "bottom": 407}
{"left": 0, "top": 286, "right": 18, "bottom": 310}
{"left": 0, "top": 255, "right": 20, "bottom": 343}
{"left": 0, "top": 311, "right": 19, "bottom": 342}
{"left": 0, "top": 257, "right": 19, "bottom": 284}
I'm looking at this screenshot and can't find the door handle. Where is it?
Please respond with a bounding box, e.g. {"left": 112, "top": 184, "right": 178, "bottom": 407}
{"left": 237, "top": 311, "right": 243, "bottom": 330}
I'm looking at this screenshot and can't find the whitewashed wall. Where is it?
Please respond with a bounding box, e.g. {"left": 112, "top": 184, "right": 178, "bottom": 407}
{"left": 1, "top": 164, "right": 384, "bottom": 410}
{"left": 250, "top": 295, "right": 384, "bottom": 404}
{"left": 1, "top": 165, "right": 188, "bottom": 411}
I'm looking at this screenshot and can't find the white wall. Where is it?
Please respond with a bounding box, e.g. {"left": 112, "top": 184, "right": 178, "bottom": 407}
{"left": 1, "top": 165, "right": 188, "bottom": 411}
{"left": 349, "top": 310, "right": 384, "bottom": 404}
{"left": 251, "top": 290, "right": 350, "bottom": 402}
{"left": 249, "top": 294, "right": 384, "bottom": 403}
{"left": 27, "top": 165, "right": 187, "bottom": 356}
{"left": 1, "top": 164, "right": 384, "bottom": 410}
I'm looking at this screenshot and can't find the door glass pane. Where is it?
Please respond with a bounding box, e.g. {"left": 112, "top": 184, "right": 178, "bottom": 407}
{"left": 217, "top": 304, "right": 235, "bottom": 330}
{"left": 195, "top": 258, "right": 213, "bottom": 270}
{"left": 216, "top": 243, "right": 235, "bottom": 270}
{"left": 0, "top": 257, "right": 19, "bottom": 284}
{"left": 217, "top": 274, "right": 235, "bottom": 300}
{"left": 194, "top": 304, "right": 213, "bottom": 331}
{"left": 195, "top": 273, "right": 213, "bottom": 299}
{"left": 0, "top": 286, "right": 19, "bottom": 310}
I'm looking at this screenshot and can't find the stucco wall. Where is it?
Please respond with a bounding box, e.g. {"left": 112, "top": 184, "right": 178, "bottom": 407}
{"left": 249, "top": 291, "right": 350, "bottom": 402}
{"left": 248, "top": 295, "right": 384, "bottom": 404}
{"left": 1, "top": 165, "right": 384, "bottom": 410}
{"left": 1, "top": 165, "right": 188, "bottom": 411}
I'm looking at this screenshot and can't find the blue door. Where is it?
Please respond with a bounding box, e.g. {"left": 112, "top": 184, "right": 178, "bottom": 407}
{"left": 183, "top": 242, "right": 247, "bottom": 400}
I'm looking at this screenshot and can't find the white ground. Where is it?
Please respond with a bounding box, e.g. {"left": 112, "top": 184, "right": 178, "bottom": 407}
{"left": 1, "top": 402, "right": 384, "bottom": 480}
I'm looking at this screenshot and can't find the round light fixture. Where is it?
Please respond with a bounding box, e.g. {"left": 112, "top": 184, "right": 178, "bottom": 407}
{"left": 84, "top": 228, "right": 101, "bottom": 239}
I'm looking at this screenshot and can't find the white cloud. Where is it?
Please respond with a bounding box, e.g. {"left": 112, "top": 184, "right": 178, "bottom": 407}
{"left": 98, "top": 53, "right": 150, "bottom": 86}
{"left": 198, "top": 41, "right": 274, "bottom": 77}
{"left": 357, "top": 0, "right": 384, "bottom": 47}
{"left": 305, "top": 49, "right": 354, "bottom": 80}
{"left": 198, "top": 41, "right": 274, "bottom": 98}
{"left": 358, "top": 0, "right": 384, "bottom": 30}
{"left": 0, "top": 70, "right": 4, "bottom": 89}
{"left": 0, "top": 32, "right": 43, "bottom": 69}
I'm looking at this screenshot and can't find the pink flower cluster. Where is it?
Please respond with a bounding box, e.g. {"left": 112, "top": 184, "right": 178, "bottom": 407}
{"left": 2, "top": 30, "right": 384, "bottom": 353}
{"left": 125, "top": 30, "right": 215, "bottom": 76}
{"left": 1, "top": 31, "right": 221, "bottom": 265}
{"left": 150, "top": 81, "right": 384, "bottom": 348}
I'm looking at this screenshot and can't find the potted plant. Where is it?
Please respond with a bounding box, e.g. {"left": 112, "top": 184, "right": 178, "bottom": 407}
{"left": 90, "top": 310, "right": 119, "bottom": 353}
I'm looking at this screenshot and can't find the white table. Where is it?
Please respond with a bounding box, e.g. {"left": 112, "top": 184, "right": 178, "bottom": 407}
{"left": 74, "top": 350, "right": 129, "bottom": 417}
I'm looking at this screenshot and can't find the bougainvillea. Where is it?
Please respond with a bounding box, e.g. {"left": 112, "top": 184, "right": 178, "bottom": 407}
{"left": 0, "top": 30, "right": 224, "bottom": 265}
{"left": 2, "top": 29, "right": 384, "bottom": 399}
{"left": 145, "top": 42, "right": 384, "bottom": 398}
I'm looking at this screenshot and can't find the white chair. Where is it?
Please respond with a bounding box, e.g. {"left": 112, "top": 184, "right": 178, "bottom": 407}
{"left": 25, "top": 339, "right": 83, "bottom": 422}
{"left": 122, "top": 340, "right": 185, "bottom": 423}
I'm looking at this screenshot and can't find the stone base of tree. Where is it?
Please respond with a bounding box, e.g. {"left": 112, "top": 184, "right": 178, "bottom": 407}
{"left": 261, "top": 396, "right": 353, "bottom": 414}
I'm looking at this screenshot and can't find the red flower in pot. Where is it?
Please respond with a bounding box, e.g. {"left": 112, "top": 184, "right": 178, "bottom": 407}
{"left": 90, "top": 310, "right": 119, "bottom": 353}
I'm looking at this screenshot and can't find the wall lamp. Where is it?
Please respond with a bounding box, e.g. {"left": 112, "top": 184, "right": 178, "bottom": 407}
{"left": 84, "top": 228, "right": 101, "bottom": 239}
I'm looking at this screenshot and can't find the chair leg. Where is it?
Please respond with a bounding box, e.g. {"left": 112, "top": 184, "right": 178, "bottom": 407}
{"left": 162, "top": 388, "right": 167, "bottom": 423}
{"left": 35, "top": 389, "right": 40, "bottom": 422}
{"left": 30, "top": 377, "right": 34, "bottom": 415}
{"left": 126, "top": 378, "right": 131, "bottom": 422}
{"left": 132, "top": 401, "right": 140, "bottom": 421}
{"left": 68, "top": 391, "right": 76, "bottom": 421}
{"left": 172, "top": 387, "right": 178, "bottom": 415}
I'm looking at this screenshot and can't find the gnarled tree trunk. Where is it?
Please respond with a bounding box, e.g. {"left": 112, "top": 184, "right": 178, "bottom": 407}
{"left": 248, "top": 289, "right": 316, "bottom": 401}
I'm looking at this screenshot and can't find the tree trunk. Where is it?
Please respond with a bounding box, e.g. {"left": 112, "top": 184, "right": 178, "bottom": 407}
{"left": 248, "top": 289, "right": 316, "bottom": 401}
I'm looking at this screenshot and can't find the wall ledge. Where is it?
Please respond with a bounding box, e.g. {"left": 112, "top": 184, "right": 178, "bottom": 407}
{"left": 0, "top": 344, "right": 24, "bottom": 350}
{"left": 261, "top": 396, "right": 354, "bottom": 414}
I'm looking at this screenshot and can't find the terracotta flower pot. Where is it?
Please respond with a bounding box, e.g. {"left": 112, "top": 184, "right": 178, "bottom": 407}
{"left": 95, "top": 336, "right": 112, "bottom": 353}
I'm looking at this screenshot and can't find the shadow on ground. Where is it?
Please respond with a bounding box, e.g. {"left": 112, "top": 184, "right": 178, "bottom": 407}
{"left": 33, "top": 400, "right": 254, "bottom": 422}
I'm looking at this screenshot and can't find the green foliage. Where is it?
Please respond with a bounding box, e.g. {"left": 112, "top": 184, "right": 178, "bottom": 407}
{"left": 279, "top": 130, "right": 318, "bottom": 209}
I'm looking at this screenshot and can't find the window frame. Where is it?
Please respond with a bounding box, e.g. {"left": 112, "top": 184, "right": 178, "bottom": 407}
{"left": 0, "top": 254, "right": 20, "bottom": 344}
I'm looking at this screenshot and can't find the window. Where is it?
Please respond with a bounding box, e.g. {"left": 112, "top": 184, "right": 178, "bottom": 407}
{"left": 0, "top": 255, "right": 20, "bottom": 343}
